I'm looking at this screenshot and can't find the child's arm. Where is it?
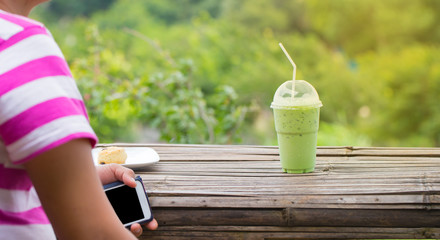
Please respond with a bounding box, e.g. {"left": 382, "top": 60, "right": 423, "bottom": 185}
{"left": 24, "top": 138, "right": 137, "bottom": 240}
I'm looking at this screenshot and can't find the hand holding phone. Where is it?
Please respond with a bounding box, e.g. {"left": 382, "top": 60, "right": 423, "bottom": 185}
{"left": 103, "top": 176, "right": 153, "bottom": 227}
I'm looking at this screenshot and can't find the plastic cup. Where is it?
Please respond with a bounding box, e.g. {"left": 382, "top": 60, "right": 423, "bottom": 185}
{"left": 271, "top": 80, "right": 322, "bottom": 173}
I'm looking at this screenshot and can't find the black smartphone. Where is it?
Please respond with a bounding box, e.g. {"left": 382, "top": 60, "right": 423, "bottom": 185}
{"left": 103, "top": 176, "right": 153, "bottom": 227}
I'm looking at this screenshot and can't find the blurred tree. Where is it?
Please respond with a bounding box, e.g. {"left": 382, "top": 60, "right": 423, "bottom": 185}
{"left": 46, "top": 0, "right": 116, "bottom": 18}
{"left": 31, "top": 0, "right": 440, "bottom": 147}
{"left": 305, "top": 0, "right": 438, "bottom": 57}
{"left": 71, "top": 25, "right": 250, "bottom": 144}
{"left": 418, "top": 0, "right": 440, "bottom": 44}
{"left": 221, "top": 0, "right": 307, "bottom": 33}
{"left": 356, "top": 45, "right": 440, "bottom": 146}
{"left": 143, "top": 0, "right": 222, "bottom": 24}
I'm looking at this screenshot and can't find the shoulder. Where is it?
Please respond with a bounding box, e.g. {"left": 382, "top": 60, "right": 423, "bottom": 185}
{"left": 0, "top": 10, "right": 47, "bottom": 43}
{"left": 0, "top": 10, "right": 60, "bottom": 68}
{"left": 0, "top": 11, "right": 98, "bottom": 164}
{"left": 0, "top": 10, "right": 65, "bottom": 85}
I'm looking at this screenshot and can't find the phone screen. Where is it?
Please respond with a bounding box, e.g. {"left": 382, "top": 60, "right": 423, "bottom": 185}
{"left": 105, "top": 185, "right": 144, "bottom": 224}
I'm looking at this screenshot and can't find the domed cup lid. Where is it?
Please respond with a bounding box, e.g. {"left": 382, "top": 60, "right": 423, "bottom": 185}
{"left": 270, "top": 80, "right": 322, "bottom": 109}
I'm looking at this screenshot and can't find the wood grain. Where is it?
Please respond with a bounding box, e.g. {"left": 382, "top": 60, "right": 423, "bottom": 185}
{"left": 97, "top": 144, "right": 440, "bottom": 239}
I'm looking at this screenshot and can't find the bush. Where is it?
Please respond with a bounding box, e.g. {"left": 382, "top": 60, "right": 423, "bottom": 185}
{"left": 71, "top": 25, "right": 250, "bottom": 144}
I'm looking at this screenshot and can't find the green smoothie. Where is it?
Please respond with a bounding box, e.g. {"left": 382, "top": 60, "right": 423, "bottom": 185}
{"left": 271, "top": 80, "right": 322, "bottom": 174}
{"left": 273, "top": 106, "right": 320, "bottom": 173}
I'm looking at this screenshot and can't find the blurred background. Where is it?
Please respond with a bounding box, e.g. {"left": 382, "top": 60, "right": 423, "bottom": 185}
{"left": 32, "top": 0, "right": 440, "bottom": 147}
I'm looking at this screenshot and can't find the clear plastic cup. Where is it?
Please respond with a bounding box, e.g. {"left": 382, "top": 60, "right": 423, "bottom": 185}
{"left": 271, "top": 80, "right": 322, "bottom": 173}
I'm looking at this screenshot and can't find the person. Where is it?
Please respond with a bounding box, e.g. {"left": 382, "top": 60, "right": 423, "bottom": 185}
{"left": 0, "top": 0, "right": 158, "bottom": 239}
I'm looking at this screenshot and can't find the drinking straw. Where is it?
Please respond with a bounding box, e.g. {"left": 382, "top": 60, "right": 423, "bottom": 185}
{"left": 279, "top": 43, "right": 296, "bottom": 99}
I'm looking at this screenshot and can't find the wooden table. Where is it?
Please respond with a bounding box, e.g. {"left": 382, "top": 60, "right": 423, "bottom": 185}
{"left": 103, "top": 144, "right": 440, "bottom": 239}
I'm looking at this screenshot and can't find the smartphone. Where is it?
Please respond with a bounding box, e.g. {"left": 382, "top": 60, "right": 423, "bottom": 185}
{"left": 103, "top": 176, "right": 153, "bottom": 227}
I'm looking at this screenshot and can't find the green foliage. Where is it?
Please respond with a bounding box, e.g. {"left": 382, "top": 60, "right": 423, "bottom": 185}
{"left": 305, "top": 0, "right": 438, "bottom": 56}
{"left": 143, "top": 67, "right": 249, "bottom": 143}
{"left": 356, "top": 45, "right": 440, "bottom": 146}
{"left": 318, "top": 120, "right": 372, "bottom": 147}
{"left": 45, "top": 0, "right": 116, "bottom": 18}
{"left": 71, "top": 25, "right": 249, "bottom": 144}
{"left": 143, "top": 0, "right": 222, "bottom": 25}
{"left": 33, "top": 0, "right": 440, "bottom": 146}
{"left": 221, "top": 0, "right": 307, "bottom": 33}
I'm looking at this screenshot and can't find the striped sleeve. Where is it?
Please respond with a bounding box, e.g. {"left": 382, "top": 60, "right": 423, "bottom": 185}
{"left": 0, "top": 14, "right": 98, "bottom": 165}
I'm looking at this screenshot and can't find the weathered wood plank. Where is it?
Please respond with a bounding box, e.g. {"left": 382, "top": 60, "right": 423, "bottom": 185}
{"left": 140, "top": 226, "right": 440, "bottom": 240}
{"left": 98, "top": 143, "right": 440, "bottom": 158}
{"left": 147, "top": 207, "right": 440, "bottom": 227}
{"left": 146, "top": 196, "right": 440, "bottom": 209}
{"left": 98, "top": 144, "right": 440, "bottom": 239}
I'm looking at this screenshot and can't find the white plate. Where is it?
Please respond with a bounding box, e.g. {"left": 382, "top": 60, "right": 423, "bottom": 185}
{"left": 92, "top": 147, "right": 160, "bottom": 169}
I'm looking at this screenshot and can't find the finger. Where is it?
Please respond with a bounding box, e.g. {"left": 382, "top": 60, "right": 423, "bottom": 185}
{"left": 130, "top": 223, "right": 142, "bottom": 237}
{"left": 144, "top": 218, "right": 158, "bottom": 231}
{"left": 110, "top": 164, "right": 136, "bottom": 187}
{"left": 96, "top": 164, "right": 116, "bottom": 185}
{"left": 123, "top": 172, "right": 137, "bottom": 188}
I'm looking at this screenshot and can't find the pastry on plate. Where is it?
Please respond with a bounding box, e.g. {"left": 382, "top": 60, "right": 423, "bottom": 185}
{"left": 98, "top": 147, "right": 127, "bottom": 164}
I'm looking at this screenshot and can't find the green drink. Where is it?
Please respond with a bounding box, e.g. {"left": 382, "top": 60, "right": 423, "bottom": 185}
{"left": 271, "top": 80, "right": 322, "bottom": 173}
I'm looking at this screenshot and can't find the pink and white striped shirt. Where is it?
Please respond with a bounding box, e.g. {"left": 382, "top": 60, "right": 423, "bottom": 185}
{"left": 0, "top": 10, "right": 98, "bottom": 239}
